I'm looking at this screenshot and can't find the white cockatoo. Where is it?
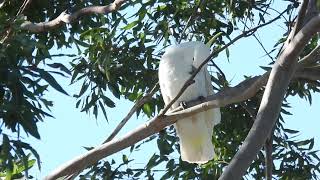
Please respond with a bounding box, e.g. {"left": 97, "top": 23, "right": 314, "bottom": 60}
{"left": 158, "top": 41, "right": 221, "bottom": 164}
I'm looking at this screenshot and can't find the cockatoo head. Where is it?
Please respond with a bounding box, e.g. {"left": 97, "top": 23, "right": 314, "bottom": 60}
{"left": 162, "top": 41, "right": 210, "bottom": 70}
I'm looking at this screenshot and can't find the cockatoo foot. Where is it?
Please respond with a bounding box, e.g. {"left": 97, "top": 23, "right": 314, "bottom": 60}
{"left": 179, "top": 101, "right": 188, "bottom": 109}
{"left": 198, "top": 96, "right": 206, "bottom": 102}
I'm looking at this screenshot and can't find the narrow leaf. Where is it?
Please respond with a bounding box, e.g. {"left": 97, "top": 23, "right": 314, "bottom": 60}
{"left": 122, "top": 20, "right": 139, "bottom": 30}
{"left": 35, "top": 69, "right": 69, "bottom": 95}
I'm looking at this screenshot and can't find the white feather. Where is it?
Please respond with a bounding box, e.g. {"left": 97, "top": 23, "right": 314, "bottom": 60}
{"left": 159, "top": 41, "right": 221, "bottom": 164}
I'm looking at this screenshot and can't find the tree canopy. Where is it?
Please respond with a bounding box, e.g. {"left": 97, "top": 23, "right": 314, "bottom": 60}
{"left": 0, "top": 0, "right": 320, "bottom": 179}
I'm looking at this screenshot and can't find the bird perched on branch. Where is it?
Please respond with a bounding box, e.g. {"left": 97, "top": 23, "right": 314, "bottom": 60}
{"left": 158, "top": 41, "right": 221, "bottom": 164}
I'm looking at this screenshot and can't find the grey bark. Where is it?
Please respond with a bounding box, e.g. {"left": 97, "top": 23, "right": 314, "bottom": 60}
{"left": 219, "top": 11, "right": 320, "bottom": 180}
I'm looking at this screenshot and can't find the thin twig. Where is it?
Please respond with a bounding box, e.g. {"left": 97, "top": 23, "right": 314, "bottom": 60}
{"left": 256, "top": 0, "right": 273, "bottom": 25}
{"left": 253, "top": 33, "right": 275, "bottom": 61}
{"left": 210, "top": 59, "right": 227, "bottom": 81}
{"left": 103, "top": 83, "right": 159, "bottom": 143}
{"left": 178, "top": 0, "right": 205, "bottom": 44}
{"left": 240, "top": 18, "right": 274, "bottom": 62}
{"left": 240, "top": 102, "right": 256, "bottom": 118}
{"left": 16, "top": 0, "right": 32, "bottom": 17}
{"left": 265, "top": 129, "right": 274, "bottom": 180}
{"left": 298, "top": 44, "right": 320, "bottom": 66}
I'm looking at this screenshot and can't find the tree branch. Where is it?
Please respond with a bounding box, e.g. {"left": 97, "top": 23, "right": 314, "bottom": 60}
{"left": 16, "top": 0, "right": 32, "bottom": 17}
{"left": 20, "top": 0, "right": 126, "bottom": 33}
{"left": 219, "top": 4, "right": 320, "bottom": 180}
{"left": 298, "top": 44, "right": 320, "bottom": 66}
{"left": 265, "top": 129, "right": 274, "bottom": 180}
{"left": 296, "top": 67, "right": 320, "bottom": 80}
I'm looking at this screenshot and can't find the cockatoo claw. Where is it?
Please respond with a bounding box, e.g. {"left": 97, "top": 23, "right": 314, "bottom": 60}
{"left": 180, "top": 101, "right": 187, "bottom": 109}
{"left": 198, "top": 96, "right": 206, "bottom": 102}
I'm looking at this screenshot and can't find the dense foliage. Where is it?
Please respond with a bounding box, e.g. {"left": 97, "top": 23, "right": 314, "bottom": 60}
{"left": 0, "top": 0, "right": 319, "bottom": 179}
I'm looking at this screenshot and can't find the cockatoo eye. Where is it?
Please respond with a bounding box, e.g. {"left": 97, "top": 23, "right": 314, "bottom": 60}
{"left": 188, "top": 57, "right": 196, "bottom": 74}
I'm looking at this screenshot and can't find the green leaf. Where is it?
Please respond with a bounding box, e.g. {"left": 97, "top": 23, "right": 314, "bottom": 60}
{"left": 14, "top": 141, "right": 41, "bottom": 170}
{"left": 47, "top": 63, "right": 71, "bottom": 75}
{"left": 101, "top": 96, "right": 115, "bottom": 108}
{"left": 98, "top": 100, "right": 108, "bottom": 121}
{"left": 82, "top": 146, "right": 94, "bottom": 151}
{"left": 309, "top": 138, "right": 314, "bottom": 150}
{"left": 15, "top": 159, "right": 35, "bottom": 174}
{"left": 259, "top": 13, "right": 265, "bottom": 23}
{"left": 35, "top": 69, "right": 69, "bottom": 95}
{"left": 146, "top": 153, "right": 159, "bottom": 170}
{"left": 108, "top": 83, "right": 120, "bottom": 99}
{"left": 19, "top": 114, "right": 41, "bottom": 139}
{"left": 296, "top": 140, "right": 311, "bottom": 146}
{"left": 122, "top": 154, "right": 128, "bottom": 164}
{"left": 5, "top": 159, "right": 13, "bottom": 180}
{"left": 2, "top": 134, "right": 11, "bottom": 161}
{"left": 225, "top": 47, "right": 230, "bottom": 62}
{"left": 93, "top": 105, "right": 98, "bottom": 119}
{"left": 71, "top": 68, "right": 80, "bottom": 84}
{"left": 283, "top": 128, "right": 299, "bottom": 134}
{"left": 143, "top": 103, "right": 152, "bottom": 117}
{"left": 81, "top": 94, "right": 98, "bottom": 112}
{"left": 122, "top": 20, "right": 139, "bottom": 30}
{"left": 74, "top": 38, "right": 90, "bottom": 47}
{"left": 78, "top": 81, "right": 89, "bottom": 97}
{"left": 260, "top": 66, "right": 272, "bottom": 71}
{"left": 206, "top": 32, "right": 223, "bottom": 47}
{"left": 281, "top": 108, "right": 292, "bottom": 115}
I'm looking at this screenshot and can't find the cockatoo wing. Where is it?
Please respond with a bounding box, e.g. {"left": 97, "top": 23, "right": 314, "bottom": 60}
{"left": 158, "top": 41, "right": 221, "bottom": 164}
{"left": 204, "top": 69, "right": 221, "bottom": 126}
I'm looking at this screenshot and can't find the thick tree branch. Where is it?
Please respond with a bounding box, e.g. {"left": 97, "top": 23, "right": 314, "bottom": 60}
{"left": 219, "top": 7, "right": 320, "bottom": 180}
{"left": 20, "top": 0, "right": 126, "bottom": 33}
